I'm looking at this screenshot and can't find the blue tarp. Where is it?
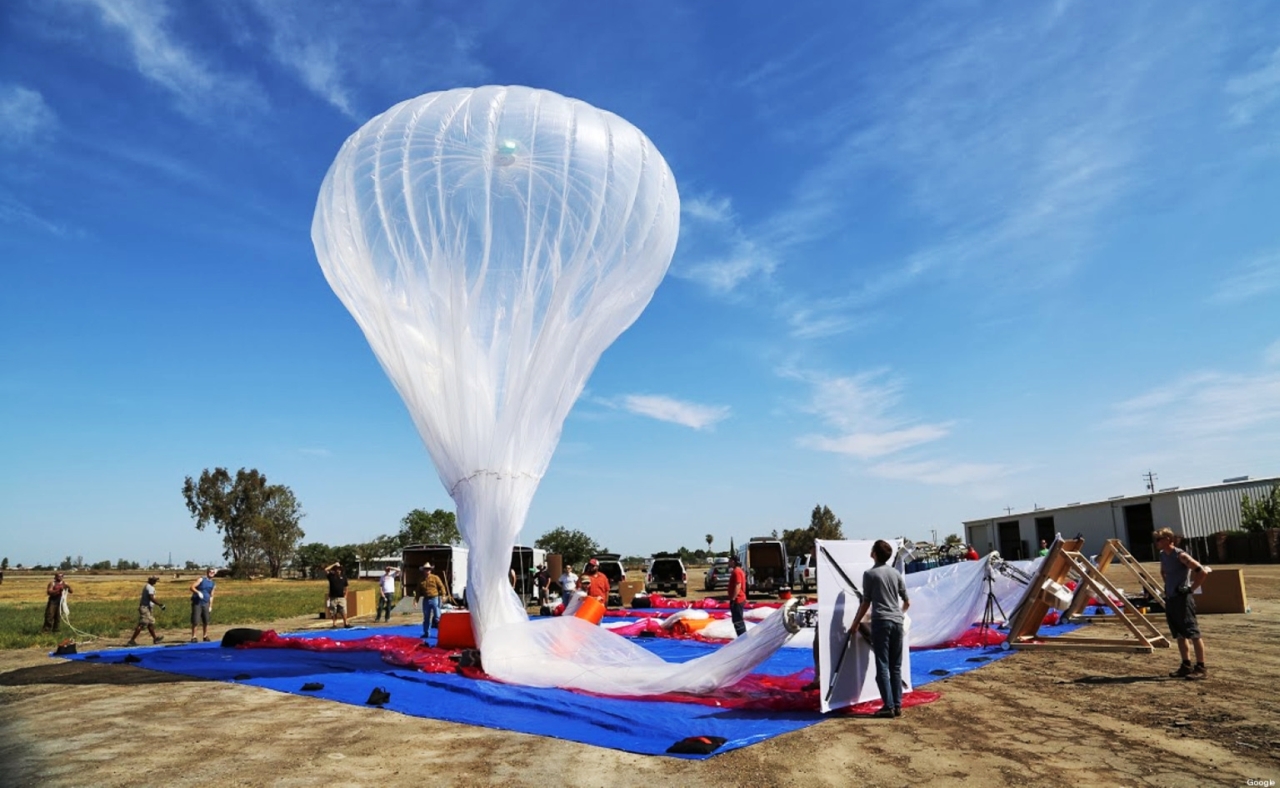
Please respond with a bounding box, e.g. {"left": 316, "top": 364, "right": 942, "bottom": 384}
{"left": 58, "top": 623, "right": 1030, "bottom": 758}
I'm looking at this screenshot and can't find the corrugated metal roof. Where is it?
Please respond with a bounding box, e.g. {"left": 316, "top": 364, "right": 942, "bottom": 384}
{"left": 962, "top": 474, "right": 1279, "bottom": 526}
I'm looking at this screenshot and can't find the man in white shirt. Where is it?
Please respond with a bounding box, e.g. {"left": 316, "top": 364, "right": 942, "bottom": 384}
{"left": 376, "top": 565, "right": 399, "bottom": 623}
{"left": 559, "top": 565, "right": 579, "bottom": 607}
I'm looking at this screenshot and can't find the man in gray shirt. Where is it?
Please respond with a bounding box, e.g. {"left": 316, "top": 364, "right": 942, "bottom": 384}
{"left": 1156, "top": 527, "right": 1210, "bottom": 679}
{"left": 851, "top": 539, "right": 911, "bottom": 718}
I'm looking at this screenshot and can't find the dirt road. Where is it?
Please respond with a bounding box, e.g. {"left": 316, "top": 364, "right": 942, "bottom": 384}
{"left": 1, "top": 564, "right": 1277, "bottom": 787}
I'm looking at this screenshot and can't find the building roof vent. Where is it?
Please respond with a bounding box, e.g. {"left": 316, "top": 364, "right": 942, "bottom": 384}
{"left": 1159, "top": 486, "right": 1180, "bottom": 492}
{"left": 1223, "top": 475, "right": 1250, "bottom": 483}
{"left": 1107, "top": 495, "right": 1125, "bottom": 500}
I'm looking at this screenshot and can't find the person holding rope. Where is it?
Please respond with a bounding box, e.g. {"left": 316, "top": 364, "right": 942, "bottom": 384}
{"left": 849, "top": 540, "right": 910, "bottom": 718}
{"left": 42, "top": 571, "right": 73, "bottom": 633}
{"left": 727, "top": 555, "right": 747, "bottom": 636}
{"left": 126, "top": 575, "right": 166, "bottom": 646}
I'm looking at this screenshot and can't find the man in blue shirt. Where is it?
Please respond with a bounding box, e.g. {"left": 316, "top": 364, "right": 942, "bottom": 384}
{"left": 189, "top": 568, "right": 217, "bottom": 642}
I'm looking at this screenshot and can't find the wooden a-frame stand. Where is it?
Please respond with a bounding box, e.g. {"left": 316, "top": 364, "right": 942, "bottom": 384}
{"left": 1064, "top": 538, "right": 1165, "bottom": 622}
{"left": 1005, "top": 538, "right": 1169, "bottom": 653}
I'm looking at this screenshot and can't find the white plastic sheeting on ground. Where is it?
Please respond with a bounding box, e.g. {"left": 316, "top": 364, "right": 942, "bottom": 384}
{"left": 481, "top": 602, "right": 800, "bottom": 695}
{"left": 903, "top": 554, "right": 1042, "bottom": 648}
{"left": 314, "top": 86, "right": 798, "bottom": 694}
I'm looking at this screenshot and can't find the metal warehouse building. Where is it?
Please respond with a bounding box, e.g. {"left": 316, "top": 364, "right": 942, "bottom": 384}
{"left": 963, "top": 475, "right": 1279, "bottom": 563}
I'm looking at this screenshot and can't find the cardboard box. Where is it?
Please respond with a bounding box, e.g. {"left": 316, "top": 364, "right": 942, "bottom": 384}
{"left": 1194, "top": 568, "right": 1248, "bottom": 614}
{"left": 619, "top": 580, "right": 645, "bottom": 607}
{"left": 345, "top": 588, "right": 377, "bottom": 618}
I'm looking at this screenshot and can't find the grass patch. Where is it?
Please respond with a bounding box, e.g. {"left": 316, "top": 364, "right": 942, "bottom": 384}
{"left": 0, "top": 572, "right": 380, "bottom": 650}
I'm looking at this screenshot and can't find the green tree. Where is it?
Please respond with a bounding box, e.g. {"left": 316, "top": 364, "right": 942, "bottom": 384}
{"left": 294, "top": 543, "right": 336, "bottom": 579}
{"left": 184, "top": 560, "right": 201, "bottom": 571}
{"left": 253, "top": 485, "right": 306, "bottom": 578}
{"left": 398, "top": 508, "right": 461, "bottom": 546}
{"left": 534, "top": 527, "right": 601, "bottom": 566}
{"left": 782, "top": 504, "right": 845, "bottom": 558}
{"left": 705, "top": 534, "right": 713, "bottom": 552}
{"left": 182, "top": 468, "right": 274, "bottom": 575}
{"left": 59, "top": 556, "right": 73, "bottom": 571}
{"left": 1, "top": 557, "right": 8, "bottom": 571}
{"left": 1241, "top": 484, "right": 1280, "bottom": 533}
{"left": 91, "top": 559, "right": 112, "bottom": 570}
{"left": 944, "top": 533, "right": 963, "bottom": 546}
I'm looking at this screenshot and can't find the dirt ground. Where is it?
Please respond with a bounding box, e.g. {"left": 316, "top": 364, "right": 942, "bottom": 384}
{"left": 1, "top": 564, "right": 1277, "bottom": 788}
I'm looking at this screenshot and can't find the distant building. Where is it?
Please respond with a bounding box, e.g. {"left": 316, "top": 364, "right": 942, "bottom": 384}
{"left": 963, "top": 475, "right": 1279, "bottom": 562}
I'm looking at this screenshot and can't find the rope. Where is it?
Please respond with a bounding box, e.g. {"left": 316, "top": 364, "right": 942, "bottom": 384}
{"left": 57, "top": 590, "right": 97, "bottom": 645}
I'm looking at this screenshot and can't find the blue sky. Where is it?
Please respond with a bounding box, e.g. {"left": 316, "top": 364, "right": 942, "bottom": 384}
{"left": 2, "top": 1, "right": 1279, "bottom": 567}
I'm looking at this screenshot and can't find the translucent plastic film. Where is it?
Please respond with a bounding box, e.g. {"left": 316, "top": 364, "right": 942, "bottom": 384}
{"left": 481, "top": 601, "right": 802, "bottom": 696}
{"left": 313, "top": 86, "right": 680, "bottom": 647}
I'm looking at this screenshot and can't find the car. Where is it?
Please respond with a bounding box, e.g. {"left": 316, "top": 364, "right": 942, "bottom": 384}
{"left": 646, "top": 557, "right": 687, "bottom": 597}
{"left": 704, "top": 558, "right": 731, "bottom": 591}
{"left": 791, "top": 553, "right": 816, "bottom": 592}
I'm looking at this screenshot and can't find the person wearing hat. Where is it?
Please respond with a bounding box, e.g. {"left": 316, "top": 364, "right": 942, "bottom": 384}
{"left": 585, "top": 558, "right": 610, "bottom": 606}
{"left": 42, "top": 571, "right": 73, "bottom": 633}
{"left": 324, "top": 562, "right": 351, "bottom": 628}
{"left": 727, "top": 556, "right": 747, "bottom": 637}
{"left": 127, "top": 575, "right": 166, "bottom": 646}
{"left": 376, "top": 565, "right": 399, "bottom": 623}
{"left": 189, "top": 567, "right": 217, "bottom": 642}
{"left": 419, "top": 562, "right": 450, "bottom": 638}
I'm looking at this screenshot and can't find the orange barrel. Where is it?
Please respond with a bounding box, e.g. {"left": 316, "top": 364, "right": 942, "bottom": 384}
{"left": 673, "top": 617, "right": 713, "bottom": 636}
{"left": 436, "top": 611, "right": 477, "bottom": 649}
{"left": 572, "top": 596, "right": 606, "bottom": 625}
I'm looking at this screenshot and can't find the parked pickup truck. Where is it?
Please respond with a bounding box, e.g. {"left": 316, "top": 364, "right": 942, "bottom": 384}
{"left": 791, "top": 553, "right": 816, "bottom": 592}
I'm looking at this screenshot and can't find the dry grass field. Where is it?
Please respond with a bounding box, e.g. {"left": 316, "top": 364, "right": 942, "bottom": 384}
{"left": 0, "top": 563, "right": 1277, "bottom": 787}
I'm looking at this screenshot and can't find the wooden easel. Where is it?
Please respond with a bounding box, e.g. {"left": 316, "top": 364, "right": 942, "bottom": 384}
{"left": 1005, "top": 538, "right": 1169, "bottom": 653}
{"left": 1064, "top": 539, "right": 1164, "bottom": 622}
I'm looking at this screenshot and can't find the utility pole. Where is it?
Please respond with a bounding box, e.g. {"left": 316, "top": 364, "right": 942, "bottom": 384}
{"left": 1003, "top": 506, "right": 1013, "bottom": 515}
{"left": 1143, "top": 470, "right": 1158, "bottom": 494}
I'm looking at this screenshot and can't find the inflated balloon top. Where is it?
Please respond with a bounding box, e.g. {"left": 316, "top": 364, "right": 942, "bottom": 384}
{"left": 312, "top": 86, "right": 680, "bottom": 642}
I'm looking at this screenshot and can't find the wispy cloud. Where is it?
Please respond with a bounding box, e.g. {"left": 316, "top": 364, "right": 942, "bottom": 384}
{"left": 789, "top": 368, "right": 953, "bottom": 459}
{"left": 1265, "top": 339, "right": 1280, "bottom": 367}
{"left": 1209, "top": 249, "right": 1280, "bottom": 304}
{"left": 1226, "top": 46, "right": 1280, "bottom": 127}
{"left": 619, "top": 394, "right": 730, "bottom": 430}
{"left": 867, "top": 459, "right": 1012, "bottom": 487}
{"left": 1107, "top": 370, "right": 1280, "bottom": 438}
{"left": 298, "top": 447, "right": 333, "bottom": 458}
{"left": 674, "top": 192, "right": 777, "bottom": 296}
{"left": 0, "top": 84, "right": 58, "bottom": 148}
{"left": 68, "top": 0, "right": 263, "bottom": 117}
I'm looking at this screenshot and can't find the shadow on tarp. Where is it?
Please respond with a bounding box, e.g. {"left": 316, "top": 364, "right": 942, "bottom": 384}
{"left": 53, "top": 623, "right": 1070, "bottom": 758}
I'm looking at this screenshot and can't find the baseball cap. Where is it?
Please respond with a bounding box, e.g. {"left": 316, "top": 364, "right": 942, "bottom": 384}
{"left": 587, "top": 558, "right": 599, "bottom": 567}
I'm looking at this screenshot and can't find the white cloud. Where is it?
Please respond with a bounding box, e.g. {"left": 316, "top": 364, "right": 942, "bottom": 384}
{"left": 1209, "top": 249, "right": 1280, "bottom": 304}
{"left": 1108, "top": 370, "right": 1280, "bottom": 438}
{"left": 867, "top": 459, "right": 1012, "bottom": 487}
{"left": 298, "top": 447, "right": 333, "bottom": 458}
{"left": 620, "top": 394, "right": 730, "bottom": 430}
{"left": 799, "top": 424, "right": 950, "bottom": 459}
{"left": 1226, "top": 46, "right": 1280, "bottom": 127}
{"left": 1265, "top": 339, "right": 1280, "bottom": 367}
{"left": 788, "top": 368, "right": 953, "bottom": 458}
{"left": 69, "top": 0, "right": 263, "bottom": 117}
{"left": 0, "top": 84, "right": 58, "bottom": 148}
{"left": 682, "top": 196, "right": 733, "bottom": 224}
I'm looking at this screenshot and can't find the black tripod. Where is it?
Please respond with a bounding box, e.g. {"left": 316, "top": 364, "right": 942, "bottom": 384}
{"left": 978, "top": 560, "right": 1009, "bottom": 645}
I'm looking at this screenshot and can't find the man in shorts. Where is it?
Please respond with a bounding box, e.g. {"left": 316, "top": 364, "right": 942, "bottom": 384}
{"left": 1156, "top": 527, "right": 1211, "bottom": 679}
{"left": 325, "top": 562, "right": 351, "bottom": 628}
{"left": 127, "top": 575, "right": 165, "bottom": 646}
{"left": 189, "top": 568, "right": 216, "bottom": 642}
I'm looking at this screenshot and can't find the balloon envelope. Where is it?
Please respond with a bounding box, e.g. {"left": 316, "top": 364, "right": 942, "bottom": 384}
{"left": 312, "top": 86, "right": 679, "bottom": 641}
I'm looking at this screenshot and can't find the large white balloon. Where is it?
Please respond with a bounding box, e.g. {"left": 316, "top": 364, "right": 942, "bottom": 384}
{"left": 314, "top": 86, "right": 795, "bottom": 694}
